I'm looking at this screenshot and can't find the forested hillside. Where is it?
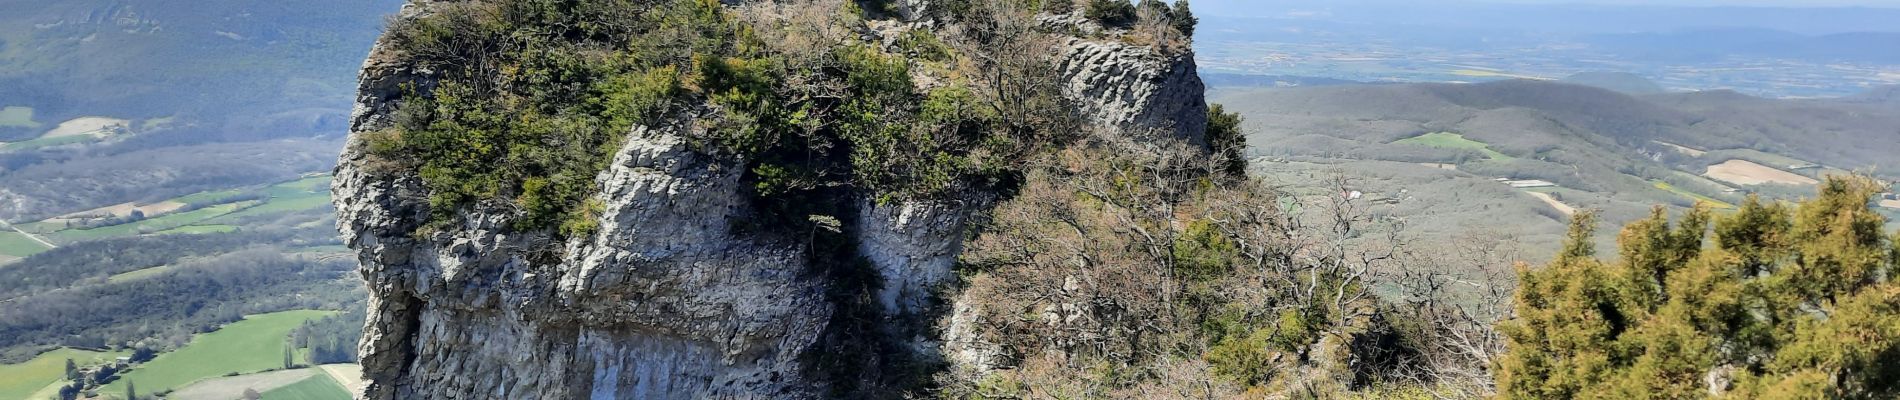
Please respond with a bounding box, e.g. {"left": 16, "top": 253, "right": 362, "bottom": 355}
{"left": 0, "top": 0, "right": 402, "bottom": 221}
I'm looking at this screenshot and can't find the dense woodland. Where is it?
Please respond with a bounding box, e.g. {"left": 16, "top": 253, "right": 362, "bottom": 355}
{"left": 0, "top": 249, "right": 359, "bottom": 362}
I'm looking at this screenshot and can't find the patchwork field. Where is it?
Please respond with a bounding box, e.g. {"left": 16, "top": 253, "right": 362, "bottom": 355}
{"left": 1704, "top": 159, "right": 1820, "bottom": 186}
{"left": 46, "top": 201, "right": 189, "bottom": 223}
{"left": 258, "top": 373, "right": 353, "bottom": 400}
{"left": 97, "top": 310, "right": 338, "bottom": 396}
{"left": 1653, "top": 141, "right": 1706, "bottom": 157}
{"left": 1394, "top": 132, "right": 1513, "bottom": 160}
{"left": 48, "top": 201, "right": 259, "bottom": 243}
{"left": 0, "top": 230, "right": 55, "bottom": 259}
{"left": 155, "top": 224, "right": 241, "bottom": 235}
{"left": 316, "top": 364, "right": 364, "bottom": 392}
{"left": 1652, "top": 180, "right": 1738, "bottom": 209}
{"left": 1, "top": 135, "right": 96, "bottom": 151}
{"left": 0, "top": 106, "right": 39, "bottom": 128}
{"left": 167, "top": 368, "right": 317, "bottom": 400}
{"left": 41, "top": 116, "right": 129, "bottom": 138}
{"left": 0, "top": 347, "right": 129, "bottom": 400}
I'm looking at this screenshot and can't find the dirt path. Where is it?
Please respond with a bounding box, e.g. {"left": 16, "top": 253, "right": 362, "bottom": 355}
{"left": 1526, "top": 192, "right": 1576, "bottom": 216}
{"left": 0, "top": 218, "right": 57, "bottom": 249}
{"left": 318, "top": 364, "right": 366, "bottom": 392}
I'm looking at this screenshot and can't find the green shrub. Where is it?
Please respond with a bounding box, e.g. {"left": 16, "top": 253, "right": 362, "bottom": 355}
{"left": 894, "top": 29, "right": 954, "bottom": 62}
{"left": 1206, "top": 103, "right": 1247, "bottom": 176}
{"left": 374, "top": 0, "right": 733, "bottom": 236}
{"left": 1496, "top": 178, "right": 1900, "bottom": 399}
{"left": 1170, "top": 0, "right": 1197, "bottom": 37}
{"left": 1085, "top": 0, "right": 1136, "bottom": 27}
{"left": 1041, "top": 0, "right": 1076, "bottom": 14}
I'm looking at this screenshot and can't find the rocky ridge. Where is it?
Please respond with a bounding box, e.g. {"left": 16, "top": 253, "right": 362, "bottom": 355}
{"left": 334, "top": 1, "right": 1209, "bottom": 398}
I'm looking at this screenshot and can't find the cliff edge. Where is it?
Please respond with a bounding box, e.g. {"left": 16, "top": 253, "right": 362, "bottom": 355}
{"left": 334, "top": 1, "right": 1209, "bottom": 398}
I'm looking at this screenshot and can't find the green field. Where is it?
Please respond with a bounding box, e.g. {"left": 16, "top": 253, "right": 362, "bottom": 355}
{"left": 208, "top": 195, "right": 330, "bottom": 223}
{"left": 267, "top": 175, "right": 333, "bottom": 195}
{"left": 1652, "top": 180, "right": 1737, "bottom": 209}
{"left": 0, "top": 347, "right": 130, "bottom": 400}
{"left": 154, "top": 224, "right": 240, "bottom": 235}
{"left": 1, "top": 134, "right": 95, "bottom": 151}
{"left": 205, "top": 176, "right": 333, "bottom": 223}
{"left": 259, "top": 374, "right": 352, "bottom": 400}
{"left": 0, "top": 106, "right": 40, "bottom": 128}
{"left": 170, "top": 188, "right": 244, "bottom": 205}
{"left": 97, "top": 310, "right": 337, "bottom": 397}
{"left": 0, "top": 230, "right": 54, "bottom": 258}
{"left": 48, "top": 201, "right": 257, "bottom": 242}
{"left": 1395, "top": 132, "right": 1513, "bottom": 160}
{"left": 105, "top": 265, "right": 176, "bottom": 283}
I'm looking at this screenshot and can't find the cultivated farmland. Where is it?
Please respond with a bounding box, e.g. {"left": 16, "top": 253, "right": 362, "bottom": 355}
{"left": 0, "top": 347, "right": 129, "bottom": 400}
{"left": 1704, "top": 159, "right": 1820, "bottom": 186}
{"left": 97, "top": 310, "right": 338, "bottom": 396}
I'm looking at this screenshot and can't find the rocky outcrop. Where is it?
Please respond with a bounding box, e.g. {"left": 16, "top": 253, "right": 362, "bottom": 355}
{"left": 1058, "top": 38, "right": 1209, "bottom": 146}
{"left": 339, "top": 117, "right": 836, "bottom": 398}
{"left": 335, "top": 2, "right": 1211, "bottom": 399}
{"left": 854, "top": 198, "right": 980, "bottom": 317}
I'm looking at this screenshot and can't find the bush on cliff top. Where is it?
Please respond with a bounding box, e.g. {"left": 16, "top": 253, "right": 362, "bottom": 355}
{"left": 370, "top": 0, "right": 1073, "bottom": 238}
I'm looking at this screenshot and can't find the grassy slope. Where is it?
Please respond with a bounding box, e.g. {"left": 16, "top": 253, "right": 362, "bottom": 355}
{"left": 97, "top": 310, "right": 337, "bottom": 397}
{"left": 154, "top": 224, "right": 241, "bottom": 235}
{"left": 0, "top": 231, "right": 53, "bottom": 258}
{"left": 0, "top": 347, "right": 129, "bottom": 400}
{"left": 258, "top": 374, "right": 352, "bottom": 400}
{"left": 1652, "top": 180, "right": 1738, "bottom": 209}
{"left": 204, "top": 176, "right": 333, "bottom": 223}
{"left": 1395, "top": 132, "right": 1514, "bottom": 160}
{"left": 0, "top": 135, "right": 95, "bottom": 151}
{"left": 104, "top": 265, "right": 175, "bottom": 284}
{"left": 170, "top": 189, "right": 245, "bottom": 205}
{"left": 13, "top": 174, "right": 330, "bottom": 246}
{"left": 47, "top": 201, "right": 257, "bottom": 242}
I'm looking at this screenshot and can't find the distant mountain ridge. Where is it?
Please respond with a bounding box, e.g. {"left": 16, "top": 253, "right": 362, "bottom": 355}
{"left": 1216, "top": 79, "right": 1900, "bottom": 195}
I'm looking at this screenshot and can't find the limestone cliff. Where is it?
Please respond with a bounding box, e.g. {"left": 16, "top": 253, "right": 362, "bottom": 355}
{"left": 334, "top": 1, "right": 1209, "bottom": 398}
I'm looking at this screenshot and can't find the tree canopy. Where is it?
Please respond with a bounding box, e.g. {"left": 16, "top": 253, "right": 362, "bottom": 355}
{"left": 1498, "top": 176, "right": 1900, "bottom": 399}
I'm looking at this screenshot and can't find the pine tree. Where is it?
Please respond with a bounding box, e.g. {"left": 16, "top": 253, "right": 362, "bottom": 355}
{"left": 64, "top": 358, "right": 76, "bottom": 381}
{"left": 283, "top": 343, "right": 294, "bottom": 369}
{"left": 126, "top": 381, "right": 137, "bottom": 400}
{"left": 1170, "top": 0, "right": 1197, "bottom": 37}
{"left": 1495, "top": 177, "right": 1900, "bottom": 398}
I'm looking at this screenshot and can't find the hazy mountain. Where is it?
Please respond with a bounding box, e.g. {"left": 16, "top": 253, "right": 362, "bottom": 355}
{"left": 0, "top": 0, "right": 401, "bottom": 219}
{"left": 1584, "top": 28, "right": 1900, "bottom": 64}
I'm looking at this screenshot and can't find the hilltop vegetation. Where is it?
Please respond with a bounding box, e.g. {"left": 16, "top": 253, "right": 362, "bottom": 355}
{"left": 368, "top": 0, "right": 1086, "bottom": 237}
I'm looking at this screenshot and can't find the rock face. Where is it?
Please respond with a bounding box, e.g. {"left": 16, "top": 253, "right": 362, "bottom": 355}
{"left": 1058, "top": 38, "right": 1210, "bottom": 146}
{"left": 335, "top": 3, "right": 1210, "bottom": 399}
